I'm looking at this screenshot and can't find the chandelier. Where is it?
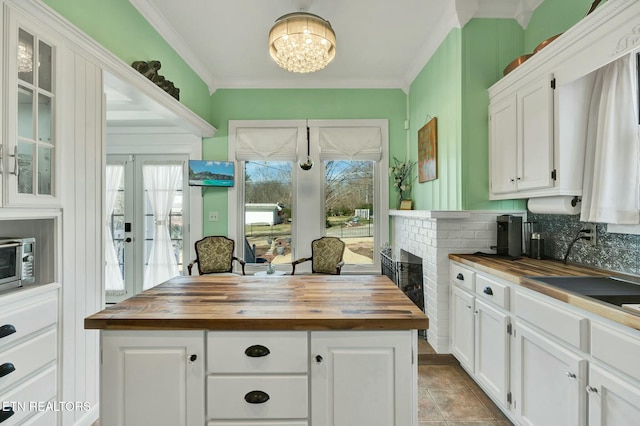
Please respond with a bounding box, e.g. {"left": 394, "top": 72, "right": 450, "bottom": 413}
{"left": 268, "top": 12, "right": 336, "bottom": 73}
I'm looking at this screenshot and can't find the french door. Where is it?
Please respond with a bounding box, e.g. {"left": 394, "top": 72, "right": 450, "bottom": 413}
{"left": 105, "top": 154, "right": 190, "bottom": 304}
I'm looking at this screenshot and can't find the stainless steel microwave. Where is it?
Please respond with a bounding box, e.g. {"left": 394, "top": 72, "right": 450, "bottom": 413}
{"left": 0, "top": 237, "right": 35, "bottom": 293}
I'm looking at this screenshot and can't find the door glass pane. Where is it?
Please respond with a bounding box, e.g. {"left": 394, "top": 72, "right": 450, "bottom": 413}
{"left": 37, "top": 146, "right": 52, "bottom": 195}
{"left": 18, "top": 29, "right": 34, "bottom": 84}
{"left": 17, "top": 141, "right": 34, "bottom": 194}
{"left": 244, "top": 161, "right": 292, "bottom": 265}
{"left": 18, "top": 86, "right": 34, "bottom": 139}
{"left": 38, "top": 94, "right": 52, "bottom": 143}
{"left": 111, "top": 171, "right": 126, "bottom": 280}
{"left": 38, "top": 40, "right": 53, "bottom": 92}
{"left": 324, "top": 160, "right": 374, "bottom": 265}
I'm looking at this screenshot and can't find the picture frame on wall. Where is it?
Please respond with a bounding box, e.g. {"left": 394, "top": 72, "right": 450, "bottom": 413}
{"left": 418, "top": 117, "right": 437, "bottom": 182}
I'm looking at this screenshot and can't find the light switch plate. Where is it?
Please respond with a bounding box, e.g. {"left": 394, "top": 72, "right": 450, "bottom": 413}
{"left": 208, "top": 211, "right": 219, "bottom": 222}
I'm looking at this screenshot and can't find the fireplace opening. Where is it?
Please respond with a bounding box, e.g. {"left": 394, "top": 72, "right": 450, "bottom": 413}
{"left": 381, "top": 247, "right": 426, "bottom": 337}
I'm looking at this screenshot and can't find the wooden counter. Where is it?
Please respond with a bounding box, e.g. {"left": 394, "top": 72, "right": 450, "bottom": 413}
{"left": 449, "top": 253, "right": 640, "bottom": 330}
{"left": 85, "top": 274, "right": 429, "bottom": 331}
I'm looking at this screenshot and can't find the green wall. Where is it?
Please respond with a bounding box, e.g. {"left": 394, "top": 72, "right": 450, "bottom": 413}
{"left": 42, "top": 0, "right": 212, "bottom": 123}
{"left": 204, "top": 89, "right": 407, "bottom": 235}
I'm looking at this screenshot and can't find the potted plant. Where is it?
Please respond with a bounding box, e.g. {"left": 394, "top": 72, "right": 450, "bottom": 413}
{"left": 389, "top": 157, "right": 416, "bottom": 209}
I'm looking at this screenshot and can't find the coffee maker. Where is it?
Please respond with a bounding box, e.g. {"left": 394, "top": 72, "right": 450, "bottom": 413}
{"left": 496, "top": 215, "right": 522, "bottom": 257}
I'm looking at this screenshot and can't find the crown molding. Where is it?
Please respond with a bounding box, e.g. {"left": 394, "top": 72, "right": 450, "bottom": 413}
{"left": 129, "top": 0, "right": 219, "bottom": 94}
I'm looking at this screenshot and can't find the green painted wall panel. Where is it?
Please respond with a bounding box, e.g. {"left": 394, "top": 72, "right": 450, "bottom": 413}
{"left": 42, "top": 0, "right": 212, "bottom": 122}
{"left": 525, "top": 0, "right": 595, "bottom": 53}
{"left": 205, "top": 89, "right": 407, "bottom": 235}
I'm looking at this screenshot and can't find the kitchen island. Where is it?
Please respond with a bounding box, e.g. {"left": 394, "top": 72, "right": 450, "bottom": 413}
{"left": 85, "top": 275, "right": 428, "bottom": 426}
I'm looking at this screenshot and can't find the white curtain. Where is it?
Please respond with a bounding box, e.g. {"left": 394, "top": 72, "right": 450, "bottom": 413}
{"left": 236, "top": 127, "right": 298, "bottom": 161}
{"left": 105, "top": 165, "right": 125, "bottom": 293}
{"left": 581, "top": 52, "right": 640, "bottom": 224}
{"left": 319, "top": 127, "right": 382, "bottom": 161}
{"left": 143, "top": 164, "right": 182, "bottom": 289}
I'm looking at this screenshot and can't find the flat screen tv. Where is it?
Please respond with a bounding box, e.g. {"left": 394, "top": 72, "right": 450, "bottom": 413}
{"left": 188, "top": 160, "right": 234, "bottom": 187}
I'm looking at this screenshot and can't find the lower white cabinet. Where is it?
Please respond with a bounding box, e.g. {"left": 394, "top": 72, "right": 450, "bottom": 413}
{"left": 513, "top": 322, "right": 587, "bottom": 426}
{"left": 474, "top": 298, "right": 510, "bottom": 406}
{"left": 587, "top": 363, "right": 640, "bottom": 426}
{"left": 451, "top": 285, "right": 474, "bottom": 371}
{"left": 310, "top": 330, "right": 416, "bottom": 426}
{"left": 100, "top": 329, "right": 418, "bottom": 426}
{"left": 100, "top": 330, "right": 205, "bottom": 426}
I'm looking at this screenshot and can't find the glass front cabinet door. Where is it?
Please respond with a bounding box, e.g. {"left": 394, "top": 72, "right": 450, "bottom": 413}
{"left": 3, "top": 9, "right": 61, "bottom": 207}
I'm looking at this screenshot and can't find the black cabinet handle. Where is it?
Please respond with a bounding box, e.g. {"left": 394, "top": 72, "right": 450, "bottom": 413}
{"left": 0, "top": 363, "right": 15, "bottom": 378}
{"left": 244, "top": 390, "right": 270, "bottom": 404}
{"left": 483, "top": 286, "right": 494, "bottom": 296}
{"left": 0, "top": 407, "right": 15, "bottom": 423}
{"left": 456, "top": 273, "right": 464, "bottom": 280}
{"left": 189, "top": 354, "right": 197, "bottom": 362}
{"left": 315, "top": 355, "right": 323, "bottom": 363}
{"left": 245, "top": 345, "right": 270, "bottom": 358}
{"left": 0, "top": 325, "right": 16, "bottom": 339}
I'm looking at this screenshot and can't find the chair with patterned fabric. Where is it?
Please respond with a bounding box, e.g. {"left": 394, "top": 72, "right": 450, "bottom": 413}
{"left": 291, "top": 236, "right": 346, "bottom": 275}
{"left": 188, "top": 236, "right": 246, "bottom": 275}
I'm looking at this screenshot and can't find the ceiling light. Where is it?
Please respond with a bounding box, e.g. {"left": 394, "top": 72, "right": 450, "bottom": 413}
{"left": 269, "top": 12, "right": 336, "bottom": 73}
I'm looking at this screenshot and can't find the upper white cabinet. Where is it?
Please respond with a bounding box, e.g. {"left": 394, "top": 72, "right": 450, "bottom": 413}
{"left": 2, "top": 7, "right": 62, "bottom": 208}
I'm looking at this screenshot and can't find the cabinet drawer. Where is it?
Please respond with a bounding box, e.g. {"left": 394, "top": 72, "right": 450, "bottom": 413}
{"left": 0, "top": 366, "right": 56, "bottom": 425}
{"left": 0, "top": 297, "right": 57, "bottom": 350}
{"left": 207, "top": 331, "right": 307, "bottom": 373}
{"left": 451, "top": 263, "right": 475, "bottom": 291}
{"left": 592, "top": 322, "right": 640, "bottom": 382}
{"left": 0, "top": 329, "right": 56, "bottom": 392}
{"left": 515, "top": 290, "right": 588, "bottom": 351}
{"left": 207, "top": 375, "right": 308, "bottom": 420}
{"left": 20, "top": 406, "right": 57, "bottom": 426}
{"left": 475, "top": 274, "right": 509, "bottom": 309}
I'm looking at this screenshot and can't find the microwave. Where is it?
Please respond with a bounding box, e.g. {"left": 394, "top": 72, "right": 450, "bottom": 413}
{"left": 0, "top": 237, "right": 35, "bottom": 293}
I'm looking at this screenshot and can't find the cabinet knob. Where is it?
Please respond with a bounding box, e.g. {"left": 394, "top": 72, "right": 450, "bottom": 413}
{"left": 124, "top": 237, "right": 132, "bottom": 243}
{"left": 244, "top": 390, "right": 270, "bottom": 404}
{"left": 586, "top": 386, "right": 599, "bottom": 394}
{"left": 483, "top": 286, "right": 494, "bottom": 296}
{"left": 456, "top": 273, "right": 464, "bottom": 280}
{"left": 508, "top": 178, "right": 515, "bottom": 183}
{"left": 245, "top": 345, "right": 271, "bottom": 358}
{"left": 315, "top": 355, "right": 323, "bottom": 363}
{"left": 0, "top": 324, "right": 16, "bottom": 339}
{"left": 0, "top": 407, "right": 15, "bottom": 423}
{"left": 517, "top": 177, "right": 522, "bottom": 180}
{"left": 565, "top": 372, "right": 576, "bottom": 380}
{"left": 189, "top": 354, "right": 197, "bottom": 363}
{"left": 0, "top": 363, "right": 15, "bottom": 378}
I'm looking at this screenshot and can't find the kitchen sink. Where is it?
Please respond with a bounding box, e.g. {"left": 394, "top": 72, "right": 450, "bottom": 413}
{"left": 524, "top": 276, "right": 640, "bottom": 307}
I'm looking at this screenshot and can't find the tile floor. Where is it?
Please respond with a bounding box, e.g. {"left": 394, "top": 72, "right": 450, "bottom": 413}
{"left": 417, "top": 339, "right": 514, "bottom": 426}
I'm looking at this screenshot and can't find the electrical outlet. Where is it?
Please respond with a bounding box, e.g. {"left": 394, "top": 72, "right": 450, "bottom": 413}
{"left": 583, "top": 223, "right": 597, "bottom": 246}
{"left": 208, "top": 211, "right": 219, "bottom": 222}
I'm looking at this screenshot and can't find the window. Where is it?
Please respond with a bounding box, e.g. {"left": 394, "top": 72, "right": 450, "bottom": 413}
{"left": 229, "top": 120, "right": 389, "bottom": 274}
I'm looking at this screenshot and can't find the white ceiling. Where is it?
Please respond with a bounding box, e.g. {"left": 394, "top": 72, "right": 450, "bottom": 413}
{"left": 127, "top": 0, "right": 542, "bottom": 94}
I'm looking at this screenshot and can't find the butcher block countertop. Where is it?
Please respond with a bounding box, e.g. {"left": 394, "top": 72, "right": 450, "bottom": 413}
{"left": 450, "top": 253, "right": 640, "bottom": 331}
{"left": 85, "top": 275, "right": 429, "bottom": 331}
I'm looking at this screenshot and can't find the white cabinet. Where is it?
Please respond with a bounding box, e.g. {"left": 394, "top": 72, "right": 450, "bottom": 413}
{"left": 474, "top": 298, "right": 510, "bottom": 406}
{"left": 513, "top": 322, "right": 587, "bottom": 426}
{"left": 0, "top": 285, "right": 59, "bottom": 425}
{"left": 489, "top": 75, "right": 554, "bottom": 198}
{"left": 100, "top": 330, "right": 205, "bottom": 426}
{"left": 310, "top": 330, "right": 416, "bottom": 426}
{"left": 2, "top": 7, "right": 62, "bottom": 207}
{"left": 588, "top": 364, "right": 640, "bottom": 426}
{"left": 451, "top": 285, "right": 474, "bottom": 371}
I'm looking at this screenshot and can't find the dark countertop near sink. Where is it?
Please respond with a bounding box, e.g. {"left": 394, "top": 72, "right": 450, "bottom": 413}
{"left": 449, "top": 253, "right": 640, "bottom": 331}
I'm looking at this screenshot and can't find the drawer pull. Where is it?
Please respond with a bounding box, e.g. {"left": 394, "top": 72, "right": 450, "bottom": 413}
{"left": 586, "top": 386, "right": 599, "bottom": 394}
{"left": 245, "top": 345, "right": 270, "bottom": 358}
{"left": 0, "top": 324, "right": 16, "bottom": 339}
{"left": 0, "top": 407, "right": 14, "bottom": 423}
{"left": 483, "top": 286, "right": 494, "bottom": 296}
{"left": 566, "top": 372, "right": 577, "bottom": 380}
{"left": 0, "top": 363, "right": 15, "bottom": 378}
{"left": 456, "top": 273, "right": 464, "bottom": 280}
{"left": 244, "top": 390, "right": 270, "bottom": 404}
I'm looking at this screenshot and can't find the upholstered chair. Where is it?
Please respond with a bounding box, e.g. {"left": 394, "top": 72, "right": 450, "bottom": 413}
{"left": 188, "top": 236, "right": 246, "bottom": 275}
{"left": 291, "top": 236, "right": 346, "bottom": 275}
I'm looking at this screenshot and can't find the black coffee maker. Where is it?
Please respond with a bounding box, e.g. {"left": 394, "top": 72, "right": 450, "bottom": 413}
{"left": 496, "top": 215, "right": 522, "bottom": 257}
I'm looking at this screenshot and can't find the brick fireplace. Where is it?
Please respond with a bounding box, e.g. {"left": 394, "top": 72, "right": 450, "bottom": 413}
{"left": 389, "top": 209, "right": 525, "bottom": 353}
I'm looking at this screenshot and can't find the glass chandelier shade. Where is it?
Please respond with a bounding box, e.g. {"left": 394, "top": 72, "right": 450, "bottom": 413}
{"left": 269, "top": 12, "right": 336, "bottom": 73}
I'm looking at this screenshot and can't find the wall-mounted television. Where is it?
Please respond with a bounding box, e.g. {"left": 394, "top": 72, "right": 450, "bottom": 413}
{"left": 188, "top": 160, "right": 234, "bottom": 187}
